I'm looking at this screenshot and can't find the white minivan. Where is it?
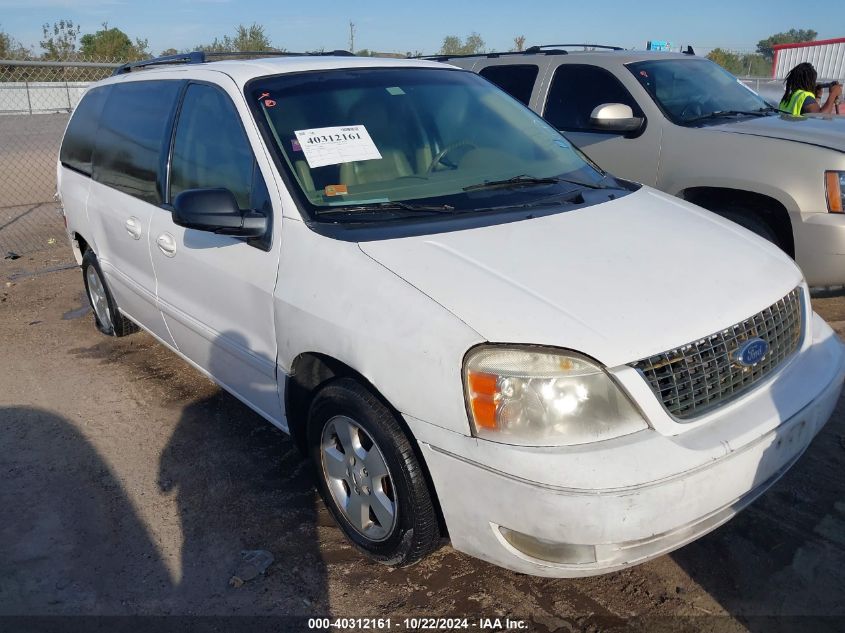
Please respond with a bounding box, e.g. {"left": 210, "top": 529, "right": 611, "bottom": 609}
{"left": 57, "top": 52, "right": 845, "bottom": 577}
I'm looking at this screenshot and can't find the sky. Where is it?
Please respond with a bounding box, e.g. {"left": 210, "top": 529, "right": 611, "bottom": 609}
{"left": 0, "top": 0, "right": 843, "bottom": 57}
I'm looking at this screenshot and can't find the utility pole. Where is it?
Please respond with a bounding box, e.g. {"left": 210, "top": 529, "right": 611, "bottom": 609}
{"left": 348, "top": 21, "right": 356, "bottom": 53}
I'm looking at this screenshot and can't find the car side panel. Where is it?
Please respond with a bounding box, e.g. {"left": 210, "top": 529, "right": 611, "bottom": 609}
{"left": 86, "top": 179, "right": 174, "bottom": 343}
{"left": 274, "top": 218, "right": 483, "bottom": 436}
{"left": 149, "top": 71, "right": 285, "bottom": 425}
{"left": 58, "top": 167, "right": 93, "bottom": 265}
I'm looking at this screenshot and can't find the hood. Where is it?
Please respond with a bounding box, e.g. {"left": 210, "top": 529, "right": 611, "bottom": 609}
{"left": 709, "top": 114, "right": 845, "bottom": 152}
{"left": 359, "top": 188, "right": 803, "bottom": 367}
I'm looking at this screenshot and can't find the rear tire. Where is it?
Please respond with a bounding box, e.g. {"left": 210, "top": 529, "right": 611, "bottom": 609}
{"left": 307, "top": 378, "right": 440, "bottom": 566}
{"left": 81, "top": 249, "right": 138, "bottom": 337}
{"left": 713, "top": 207, "right": 779, "bottom": 247}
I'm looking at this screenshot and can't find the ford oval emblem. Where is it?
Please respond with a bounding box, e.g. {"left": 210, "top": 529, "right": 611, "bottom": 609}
{"left": 733, "top": 337, "right": 769, "bottom": 368}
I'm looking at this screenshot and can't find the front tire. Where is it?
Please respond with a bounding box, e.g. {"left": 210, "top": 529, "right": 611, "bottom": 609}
{"left": 81, "top": 249, "right": 138, "bottom": 337}
{"left": 714, "top": 207, "right": 779, "bottom": 247}
{"left": 308, "top": 378, "right": 440, "bottom": 566}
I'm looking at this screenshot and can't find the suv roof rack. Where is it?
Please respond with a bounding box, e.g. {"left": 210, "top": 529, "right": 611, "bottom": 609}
{"left": 421, "top": 43, "right": 626, "bottom": 62}
{"left": 422, "top": 51, "right": 532, "bottom": 62}
{"left": 524, "top": 44, "right": 624, "bottom": 53}
{"left": 113, "top": 50, "right": 355, "bottom": 75}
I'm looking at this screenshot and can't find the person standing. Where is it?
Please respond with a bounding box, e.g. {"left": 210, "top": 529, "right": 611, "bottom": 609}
{"left": 779, "top": 62, "right": 842, "bottom": 115}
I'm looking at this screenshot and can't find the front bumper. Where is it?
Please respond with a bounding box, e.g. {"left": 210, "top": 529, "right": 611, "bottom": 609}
{"left": 794, "top": 212, "right": 845, "bottom": 286}
{"left": 409, "top": 314, "right": 845, "bottom": 577}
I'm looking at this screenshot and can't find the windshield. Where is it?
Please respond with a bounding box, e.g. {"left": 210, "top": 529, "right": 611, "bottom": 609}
{"left": 247, "top": 67, "right": 611, "bottom": 222}
{"left": 627, "top": 58, "right": 774, "bottom": 124}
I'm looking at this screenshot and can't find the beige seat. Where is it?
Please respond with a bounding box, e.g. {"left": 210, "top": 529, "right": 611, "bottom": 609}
{"left": 339, "top": 100, "right": 414, "bottom": 186}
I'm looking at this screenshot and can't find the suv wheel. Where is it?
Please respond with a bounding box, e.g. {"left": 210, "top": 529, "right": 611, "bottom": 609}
{"left": 81, "top": 249, "right": 138, "bottom": 337}
{"left": 307, "top": 378, "right": 440, "bottom": 566}
{"left": 714, "top": 207, "right": 779, "bottom": 248}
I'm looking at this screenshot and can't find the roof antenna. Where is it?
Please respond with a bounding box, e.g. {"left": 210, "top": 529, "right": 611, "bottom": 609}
{"left": 683, "top": 45, "right": 695, "bottom": 55}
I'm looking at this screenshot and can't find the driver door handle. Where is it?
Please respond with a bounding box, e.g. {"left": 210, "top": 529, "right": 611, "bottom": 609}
{"left": 124, "top": 216, "right": 142, "bottom": 240}
{"left": 156, "top": 232, "right": 177, "bottom": 258}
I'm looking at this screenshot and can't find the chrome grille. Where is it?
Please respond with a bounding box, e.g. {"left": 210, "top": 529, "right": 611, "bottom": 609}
{"left": 630, "top": 288, "right": 804, "bottom": 420}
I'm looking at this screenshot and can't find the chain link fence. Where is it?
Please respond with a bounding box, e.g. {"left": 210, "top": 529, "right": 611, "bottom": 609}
{"left": 0, "top": 58, "right": 119, "bottom": 258}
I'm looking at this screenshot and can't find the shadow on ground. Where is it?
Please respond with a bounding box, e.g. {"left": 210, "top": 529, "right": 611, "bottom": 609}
{"left": 0, "top": 400, "right": 329, "bottom": 617}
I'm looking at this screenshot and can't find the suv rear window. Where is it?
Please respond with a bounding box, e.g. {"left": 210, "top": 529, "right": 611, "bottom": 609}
{"left": 91, "top": 80, "right": 182, "bottom": 204}
{"left": 544, "top": 65, "right": 642, "bottom": 132}
{"left": 59, "top": 86, "right": 108, "bottom": 176}
{"left": 479, "top": 64, "right": 539, "bottom": 105}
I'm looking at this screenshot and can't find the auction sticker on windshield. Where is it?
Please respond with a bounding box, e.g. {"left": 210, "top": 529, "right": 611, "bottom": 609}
{"left": 294, "top": 125, "right": 382, "bottom": 168}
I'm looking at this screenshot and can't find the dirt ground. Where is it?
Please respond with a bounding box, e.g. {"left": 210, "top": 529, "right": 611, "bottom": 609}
{"left": 1, "top": 246, "right": 845, "bottom": 633}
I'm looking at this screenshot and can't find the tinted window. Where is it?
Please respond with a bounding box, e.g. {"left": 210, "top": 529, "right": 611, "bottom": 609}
{"left": 544, "top": 65, "right": 643, "bottom": 131}
{"left": 92, "top": 80, "right": 182, "bottom": 204}
{"left": 170, "top": 83, "right": 254, "bottom": 208}
{"left": 60, "top": 86, "right": 108, "bottom": 176}
{"left": 479, "top": 64, "right": 539, "bottom": 105}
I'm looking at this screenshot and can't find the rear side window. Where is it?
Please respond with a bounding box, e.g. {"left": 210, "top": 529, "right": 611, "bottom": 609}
{"left": 544, "top": 64, "right": 643, "bottom": 132}
{"left": 92, "top": 80, "right": 182, "bottom": 204}
{"left": 479, "top": 64, "right": 539, "bottom": 105}
{"left": 60, "top": 86, "right": 108, "bottom": 176}
{"left": 169, "top": 83, "right": 255, "bottom": 209}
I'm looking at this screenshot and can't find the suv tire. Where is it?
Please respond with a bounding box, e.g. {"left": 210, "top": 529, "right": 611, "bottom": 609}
{"left": 714, "top": 207, "right": 780, "bottom": 248}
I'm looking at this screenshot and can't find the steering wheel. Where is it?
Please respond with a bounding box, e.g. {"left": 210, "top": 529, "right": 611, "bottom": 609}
{"left": 425, "top": 140, "right": 477, "bottom": 175}
{"left": 679, "top": 97, "right": 708, "bottom": 121}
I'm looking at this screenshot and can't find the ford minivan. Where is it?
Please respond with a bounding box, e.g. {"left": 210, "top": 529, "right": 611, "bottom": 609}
{"left": 57, "top": 52, "right": 845, "bottom": 576}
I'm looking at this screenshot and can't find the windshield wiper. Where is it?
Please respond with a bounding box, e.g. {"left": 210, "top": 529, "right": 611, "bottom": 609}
{"left": 315, "top": 201, "right": 456, "bottom": 215}
{"left": 685, "top": 108, "right": 774, "bottom": 123}
{"left": 463, "top": 174, "right": 606, "bottom": 192}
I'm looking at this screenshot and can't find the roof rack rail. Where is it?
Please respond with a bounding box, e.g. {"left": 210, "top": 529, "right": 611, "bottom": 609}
{"left": 524, "top": 44, "right": 624, "bottom": 53}
{"left": 420, "top": 43, "right": 626, "bottom": 63}
{"left": 113, "top": 49, "right": 354, "bottom": 75}
{"left": 421, "top": 51, "right": 531, "bottom": 62}
{"left": 113, "top": 52, "right": 204, "bottom": 75}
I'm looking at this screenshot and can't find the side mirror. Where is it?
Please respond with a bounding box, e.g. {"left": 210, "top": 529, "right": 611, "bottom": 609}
{"left": 172, "top": 188, "right": 267, "bottom": 238}
{"left": 589, "top": 103, "right": 644, "bottom": 134}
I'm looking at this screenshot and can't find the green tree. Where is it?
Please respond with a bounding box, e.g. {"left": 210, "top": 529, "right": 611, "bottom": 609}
{"left": 440, "top": 32, "right": 485, "bottom": 55}
{"left": 707, "top": 48, "right": 773, "bottom": 77}
{"left": 741, "top": 53, "right": 771, "bottom": 77}
{"left": 159, "top": 48, "right": 179, "bottom": 57}
{"left": 0, "top": 25, "right": 30, "bottom": 59}
{"left": 197, "top": 23, "right": 278, "bottom": 53}
{"left": 707, "top": 47, "right": 744, "bottom": 75}
{"left": 756, "top": 28, "right": 817, "bottom": 60}
{"left": 40, "top": 19, "right": 80, "bottom": 60}
{"left": 80, "top": 23, "right": 149, "bottom": 60}
{"left": 355, "top": 49, "right": 372, "bottom": 57}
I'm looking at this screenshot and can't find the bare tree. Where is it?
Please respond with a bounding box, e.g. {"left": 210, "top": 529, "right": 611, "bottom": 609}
{"left": 513, "top": 35, "right": 526, "bottom": 52}
{"left": 40, "top": 19, "right": 80, "bottom": 60}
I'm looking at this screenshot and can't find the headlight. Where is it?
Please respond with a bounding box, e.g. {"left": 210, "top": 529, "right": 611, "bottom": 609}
{"left": 825, "top": 171, "right": 845, "bottom": 213}
{"left": 463, "top": 345, "right": 648, "bottom": 446}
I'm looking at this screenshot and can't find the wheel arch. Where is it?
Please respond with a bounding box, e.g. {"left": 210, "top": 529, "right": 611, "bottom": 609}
{"left": 285, "top": 351, "right": 448, "bottom": 536}
{"left": 70, "top": 231, "right": 92, "bottom": 265}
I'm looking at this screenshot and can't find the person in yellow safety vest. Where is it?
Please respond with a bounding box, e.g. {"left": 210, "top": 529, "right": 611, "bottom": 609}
{"left": 779, "top": 62, "right": 842, "bottom": 116}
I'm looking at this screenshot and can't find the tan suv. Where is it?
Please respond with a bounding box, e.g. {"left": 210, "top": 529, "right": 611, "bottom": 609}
{"left": 446, "top": 45, "right": 845, "bottom": 286}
